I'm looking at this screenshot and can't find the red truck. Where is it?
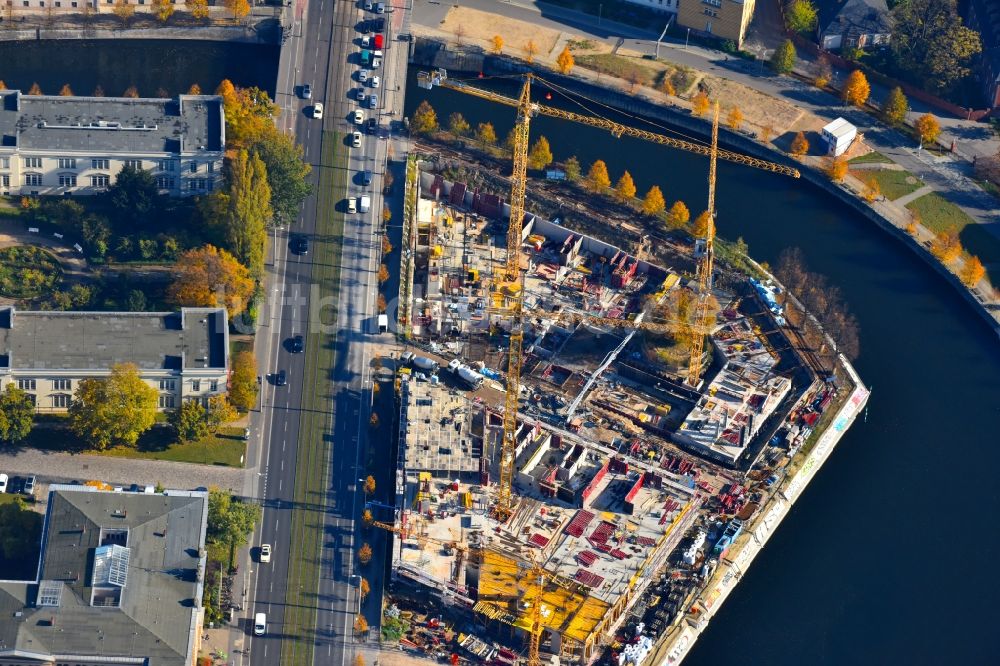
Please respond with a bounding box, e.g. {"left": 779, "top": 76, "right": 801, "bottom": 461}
{"left": 374, "top": 33, "right": 384, "bottom": 49}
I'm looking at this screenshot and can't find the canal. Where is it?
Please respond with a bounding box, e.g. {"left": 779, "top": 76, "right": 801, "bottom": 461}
{"left": 404, "top": 70, "right": 1000, "bottom": 665}
{"left": 0, "top": 39, "right": 279, "bottom": 98}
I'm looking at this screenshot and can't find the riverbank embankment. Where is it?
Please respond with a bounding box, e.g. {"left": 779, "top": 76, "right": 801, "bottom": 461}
{"left": 407, "top": 41, "right": 1000, "bottom": 341}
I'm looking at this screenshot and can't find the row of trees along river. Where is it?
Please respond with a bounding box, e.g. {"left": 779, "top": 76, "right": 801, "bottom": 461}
{"left": 404, "top": 68, "right": 1000, "bottom": 666}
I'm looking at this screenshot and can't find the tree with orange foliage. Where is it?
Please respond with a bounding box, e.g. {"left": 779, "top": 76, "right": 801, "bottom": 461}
{"left": 27, "top": 83, "right": 42, "bottom": 95}
{"left": 59, "top": 84, "right": 74, "bottom": 96}
{"left": 122, "top": 85, "right": 140, "bottom": 98}
{"left": 358, "top": 543, "right": 373, "bottom": 565}
{"left": 223, "top": 0, "right": 250, "bottom": 22}
{"left": 824, "top": 156, "right": 848, "bottom": 182}
{"left": 189, "top": 0, "right": 209, "bottom": 20}
{"left": 556, "top": 46, "right": 575, "bottom": 74}
{"left": 188, "top": 83, "right": 202, "bottom": 95}
{"left": 790, "top": 131, "right": 809, "bottom": 156}
{"left": 491, "top": 35, "right": 504, "bottom": 54}
{"left": 726, "top": 107, "right": 743, "bottom": 130}
{"left": 862, "top": 176, "right": 881, "bottom": 203}
{"left": 167, "top": 245, "right": 255, "bottom": 317}
{"left": 691, "top": 91, "right": 710, "bottom": 117}
{"left": 841, "top": 70, "right": 870, "bottom": 107}
{"left": 915, "top": 113, "right": 941, "bottom": 148}
{"left": 960, "top": 255, "right": 986, "bottom": 287}
{"left": 930, "top": 230, "right": 961, "bottom": 263}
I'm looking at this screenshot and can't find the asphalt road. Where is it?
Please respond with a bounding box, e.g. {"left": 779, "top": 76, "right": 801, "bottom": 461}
{"left": 239, "top": 0, "right": 409, "bottom": 665}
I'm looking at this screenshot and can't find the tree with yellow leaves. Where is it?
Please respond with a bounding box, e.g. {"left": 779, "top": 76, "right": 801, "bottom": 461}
{"left": 360, "top": 577, "right": 371, "bottom": 600}
{"left": 358, "top": 543, "right": 373, "bottom": 565}
{"left": 586, "top": 159, "right": 611, "bottom": 192}
{"left": 915, "top": 113, "right": 941, "bottom": 148}
{"left": 113, "top": 0, "right": 135, "bottom": 26}
{"left": 70, "top": 363, "right": 158, "bottom": 450}
{"left": 59, "top": 84, "right": 74, "bottom": 97}
{"left": 527, "top": 136, "right": 554, "bottom": 170}
{"left": 123, "top": 85, "right": 140, "bottom": 98}
{"left": 189, "top": 0, "right": 209, "bottom": 20}
{"left": 524, "top": 40, "right": 538, "bottom": 63}
{"left": 641, "top": 185, "right": 666, "bottom": 216}
{"left": 152, "top": 0, "right": 174, "bottom": 22}
{"left": 862, "top": 176, "right": 881, "bottom": 203}
{"left": 930, "top": 230, "right": 961, "bottom": 262}
{"left": 726, "top": 106, "right": 743, "bottom": 130}
{"left": 223, "top": 0, "right": 250, "bottom": 22}
{"left": 841, "top": 70, "right": 870, "bottom": 107}
{"left": 27, "top": 82, "right": 42, "bottom": 95}
{"left": 354, "top": 614, "right": 369, "bottom": 634}
{"left": 691, "top": 91, "right": 710, "bottom": 117}
{"left": 615, "top": 171, "right": 637, "bottom": 202}
{"left": 691, "top": 210, "right": 712, "bottom": 237}
{"left": 659, "top": 77, "right": 676, "bottom": 96}
{"left": 823, "top": 156, "right": 848, "bottom": 182}
{"left": 556, "top": 46, "right": 575, "bottom": 74}
{"left": 790, "top": 131, "right": 809, "bottom": 157}
{"left": 229, "top": 351, "right": 258, "bottom": 411}
{"left": 167, "top": 245, "right": 256, "bottom": 317}
{"left": 363, "top": 475, "right": 376, "bottom": 495}
{"left": 666, "top": 200, "right": 690, "bottom": 228}
{"left": 960, "top": 255, "right": 986, "bottom": 287}
{"left": 491, "top": 35, "right": 504, "bottom": 54}
{"left": 0, "top": 81, "right": 6, "bottom": 91}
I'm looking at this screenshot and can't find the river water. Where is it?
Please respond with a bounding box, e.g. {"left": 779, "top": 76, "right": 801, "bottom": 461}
{"left": 404, "top": 71, "right": 1000, "bottom": 665}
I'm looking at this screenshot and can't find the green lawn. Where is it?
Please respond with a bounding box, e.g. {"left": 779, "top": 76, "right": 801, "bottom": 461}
{"left": 849, "top": 151, "right": 891, "bottom": 164}
{"left": 852, "top": 168, "right": 924, "bottom": 201}
{"left": 0, "top": 494, "right": 25, "bottom": 507}
{"left": 576, "top": 54, "right": 658, "bottom": 87}
{"left": 281, "top": 131, "right": 348, "bottom": 666}
{"left": 907, "top": 192, "right": 1000, "bottom": 280}
{"left": 99, "top": 426, "right": 247, "bottom": 466}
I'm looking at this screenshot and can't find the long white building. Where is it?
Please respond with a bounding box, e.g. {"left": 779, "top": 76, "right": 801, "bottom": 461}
{"left": 0, "top": 90, "right": 224, "bottom": 197}
{"left": 0, "top": 307, "right": 230, "bottom": 413}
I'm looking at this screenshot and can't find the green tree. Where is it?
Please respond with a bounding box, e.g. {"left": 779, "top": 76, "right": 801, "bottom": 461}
{"left": 615, "top": 170, "right": 637, "bottom": 201}
{"left": 641, "top": 185, "right": 666, "bottom": 216}
{"left": 770, "top": 39, "right": 797, "bottom": 75}
{"left": 251, "top": 128, "right": 312, "bottom": 226}
{"left": 586, "top": 159, "right": 611, "bottom": 192}
{"left": 207, "top": 488, "right": 262, "bottom": 569}
{"left": 447, "top": 112, "right": 471, "bottom": 137}
{"left": 106, "top": 165, "right": 161, "bottom": 229}
{"left": 890, "top": 0, "right": 981, "bottom": 94}
{"left": 527, "top": 136, "right": 554, "bottom": 170}
{"left": 230, "top": 351, "right": 258, "bottom": 411}
{"left": 410, "top": 101, "right": 438, "bottom": 135}
{"left": 225, "top": 149, "right": 272, "bottom": 280}
{"left": 171, "top": 400, "right": 209, "bottom": 443}
{"left": 564, "top": 156, "right": 582, "bottom": 182}
{"left": 474, "top": 121, "right": 497, "bottom": 146}
{"left": 125, "top": 289, "right": 148, "bottom": 311}
{"left": 0, "top": 385, "right": 34, "bottom": 445}
{"left": 784, "top": 0, "right": 818, "bottom": 33}
{"left": 881, "top": 86, "right": 909, "bottom": 127}
{"left": 70, "top": 363, "right": 158, "bottom": 450}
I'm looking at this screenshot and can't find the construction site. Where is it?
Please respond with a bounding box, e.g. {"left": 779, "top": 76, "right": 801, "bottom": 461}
{"left": 381, "top": 69, "right": 868, "bottom": 666}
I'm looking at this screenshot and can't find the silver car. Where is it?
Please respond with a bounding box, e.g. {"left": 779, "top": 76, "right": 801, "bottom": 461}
{"left": 368, "top": 94, "right": 378, "bottom": 109}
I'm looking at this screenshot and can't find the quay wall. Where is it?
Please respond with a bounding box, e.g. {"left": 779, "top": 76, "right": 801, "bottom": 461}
{"left": 0, "top": 24, "right": 275, "bottom": 43}
{"left": 408, "top": 41, "right": 1000, "bottom": 340}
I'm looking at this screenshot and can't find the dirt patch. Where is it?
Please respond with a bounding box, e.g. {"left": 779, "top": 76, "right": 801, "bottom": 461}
{"left": 440, "top": 6, "right": 563, "bottom": 57}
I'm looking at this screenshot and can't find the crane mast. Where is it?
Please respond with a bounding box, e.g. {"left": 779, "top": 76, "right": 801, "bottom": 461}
{"left": 687, "top": 103, "right": 720, "bottom": 387}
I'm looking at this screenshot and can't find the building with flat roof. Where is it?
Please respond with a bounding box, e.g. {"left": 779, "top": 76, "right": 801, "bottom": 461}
{"left": 0, "top": 485, "right": 209, "bottom": 666}
{"left": 821, "top": 117, "right": 858, "bottom": 157}
{"left": 0, "top": 91, "right": 224, "bottom": 197}
{"left": 0, "top": 307, "right": 229, "bottom": 412}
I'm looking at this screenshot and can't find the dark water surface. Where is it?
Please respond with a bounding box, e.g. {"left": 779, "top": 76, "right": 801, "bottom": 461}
{"left": 0, "top": 39, "right": 278, "bottom": 98}
{"left": 404, "top": 70, "right": 1000, "bottom": 665}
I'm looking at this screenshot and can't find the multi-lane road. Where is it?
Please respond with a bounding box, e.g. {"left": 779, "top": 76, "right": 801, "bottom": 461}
{"left": 237, "top": 0, "right": 409, "bottom": 664}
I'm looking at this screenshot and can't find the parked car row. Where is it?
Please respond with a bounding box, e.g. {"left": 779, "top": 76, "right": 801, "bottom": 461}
{"left": 0, "top": 473, "right": 35, "bottom": 497}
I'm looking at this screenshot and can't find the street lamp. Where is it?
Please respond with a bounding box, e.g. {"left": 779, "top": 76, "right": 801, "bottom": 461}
{"left": 685, "top": 28, "right": 690, "bottom": 50}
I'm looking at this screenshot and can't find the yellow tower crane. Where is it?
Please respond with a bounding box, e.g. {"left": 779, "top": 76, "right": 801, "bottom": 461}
{"left": 417, "top": 70, "right": 798, "bottom": 520}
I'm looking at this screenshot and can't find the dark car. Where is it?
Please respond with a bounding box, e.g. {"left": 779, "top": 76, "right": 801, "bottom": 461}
{"left": 275, "top": 370, "right": 287, "bottom": 386}
{"left": 366, "top": 117, "right": 378, "bottom": 135}
{"left": 290, "top": 334, "right": 304, "bottom": 353}
{"left": 362, "top": 170, "right": 373, "bottom": 186}
{"left": 357, "top": 19, "right": 372, "bottom": 33}
{"left": 292, "top": 235, "right": 309, "bottom": 255}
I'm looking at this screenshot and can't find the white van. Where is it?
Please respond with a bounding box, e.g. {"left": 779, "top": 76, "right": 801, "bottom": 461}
{"left": 359, "top": 195, "right": 371, "bottom": 213}
{"left": 347, "top": 198, "right": 357, "bottom": 214}
{"left": 254, "top": 612, "right": 267, "bottom": 636}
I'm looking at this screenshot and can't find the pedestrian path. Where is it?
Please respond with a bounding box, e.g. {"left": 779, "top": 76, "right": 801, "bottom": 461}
{"left": 894, "top": 184, "right": 934, "bottom": 207}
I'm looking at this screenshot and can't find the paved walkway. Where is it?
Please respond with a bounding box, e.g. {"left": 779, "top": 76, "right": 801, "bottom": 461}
{"left": 893, "top": 184, "right": 934, "bottom": 207}
{"left": 0, "top": 446, "right": 245, "bottom": 492}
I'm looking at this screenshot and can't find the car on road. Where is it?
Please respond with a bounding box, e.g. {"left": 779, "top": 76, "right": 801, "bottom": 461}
{"left": 357, "top": 19, "right": 371, "bottom": 33}
{"left": 371, "top": 75, "right": 380, "bottom": 88}
{"left": 372, "top": 56, "right": 382, "bottom": 69}
{"left": 254, "top": 613, "right": 267, "bottom": 636}
{"left": 352, "top": 131, "right": 363, "bottom": 147}
{"left": 356, "top": 88, "right": 366, "bottom": 102}
{"left": 260, "top": 544, "right": 272, "bottom": 563}
{"left": 292, "top": 235, "right": 309, "bottom": 255}
{"left": 360, "top": 35, "right": 370, "bottom": 48}
{"left": 358, "top": 69, "right": 368, "bottom": 83}
{"left": 366, "top": 118, "right": 378, "bottom": 135}
{"left": 368, "top": 94, "right": 378, "bottom": 109}
{"left": 375, "top": 2, "right": 385, "bottom": 13}
{"left": 374, "top": 33, "right": 384, "bottom": 49}
{"left": 301, "top": 83, "right": 312, "bottom": 99}
{"left": 363, "top": 0, "right": 373, "bottom": 9}
{"left": 312, "top": 102, "right": 324, "bottom": 119}
{"left": 362, "top": 170, "right": 373, "bottom": 185}
{"left": 347, "top": 198, "right": 357, "bottom": 214}
{"left": 275, "top": 370, "right": 287, "bottom": 386}
{"left": 291, "top": 334, "right": 304, "bottom": 353}
{"left": 353, "top": 109, "right": 365, "bottom": 124}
